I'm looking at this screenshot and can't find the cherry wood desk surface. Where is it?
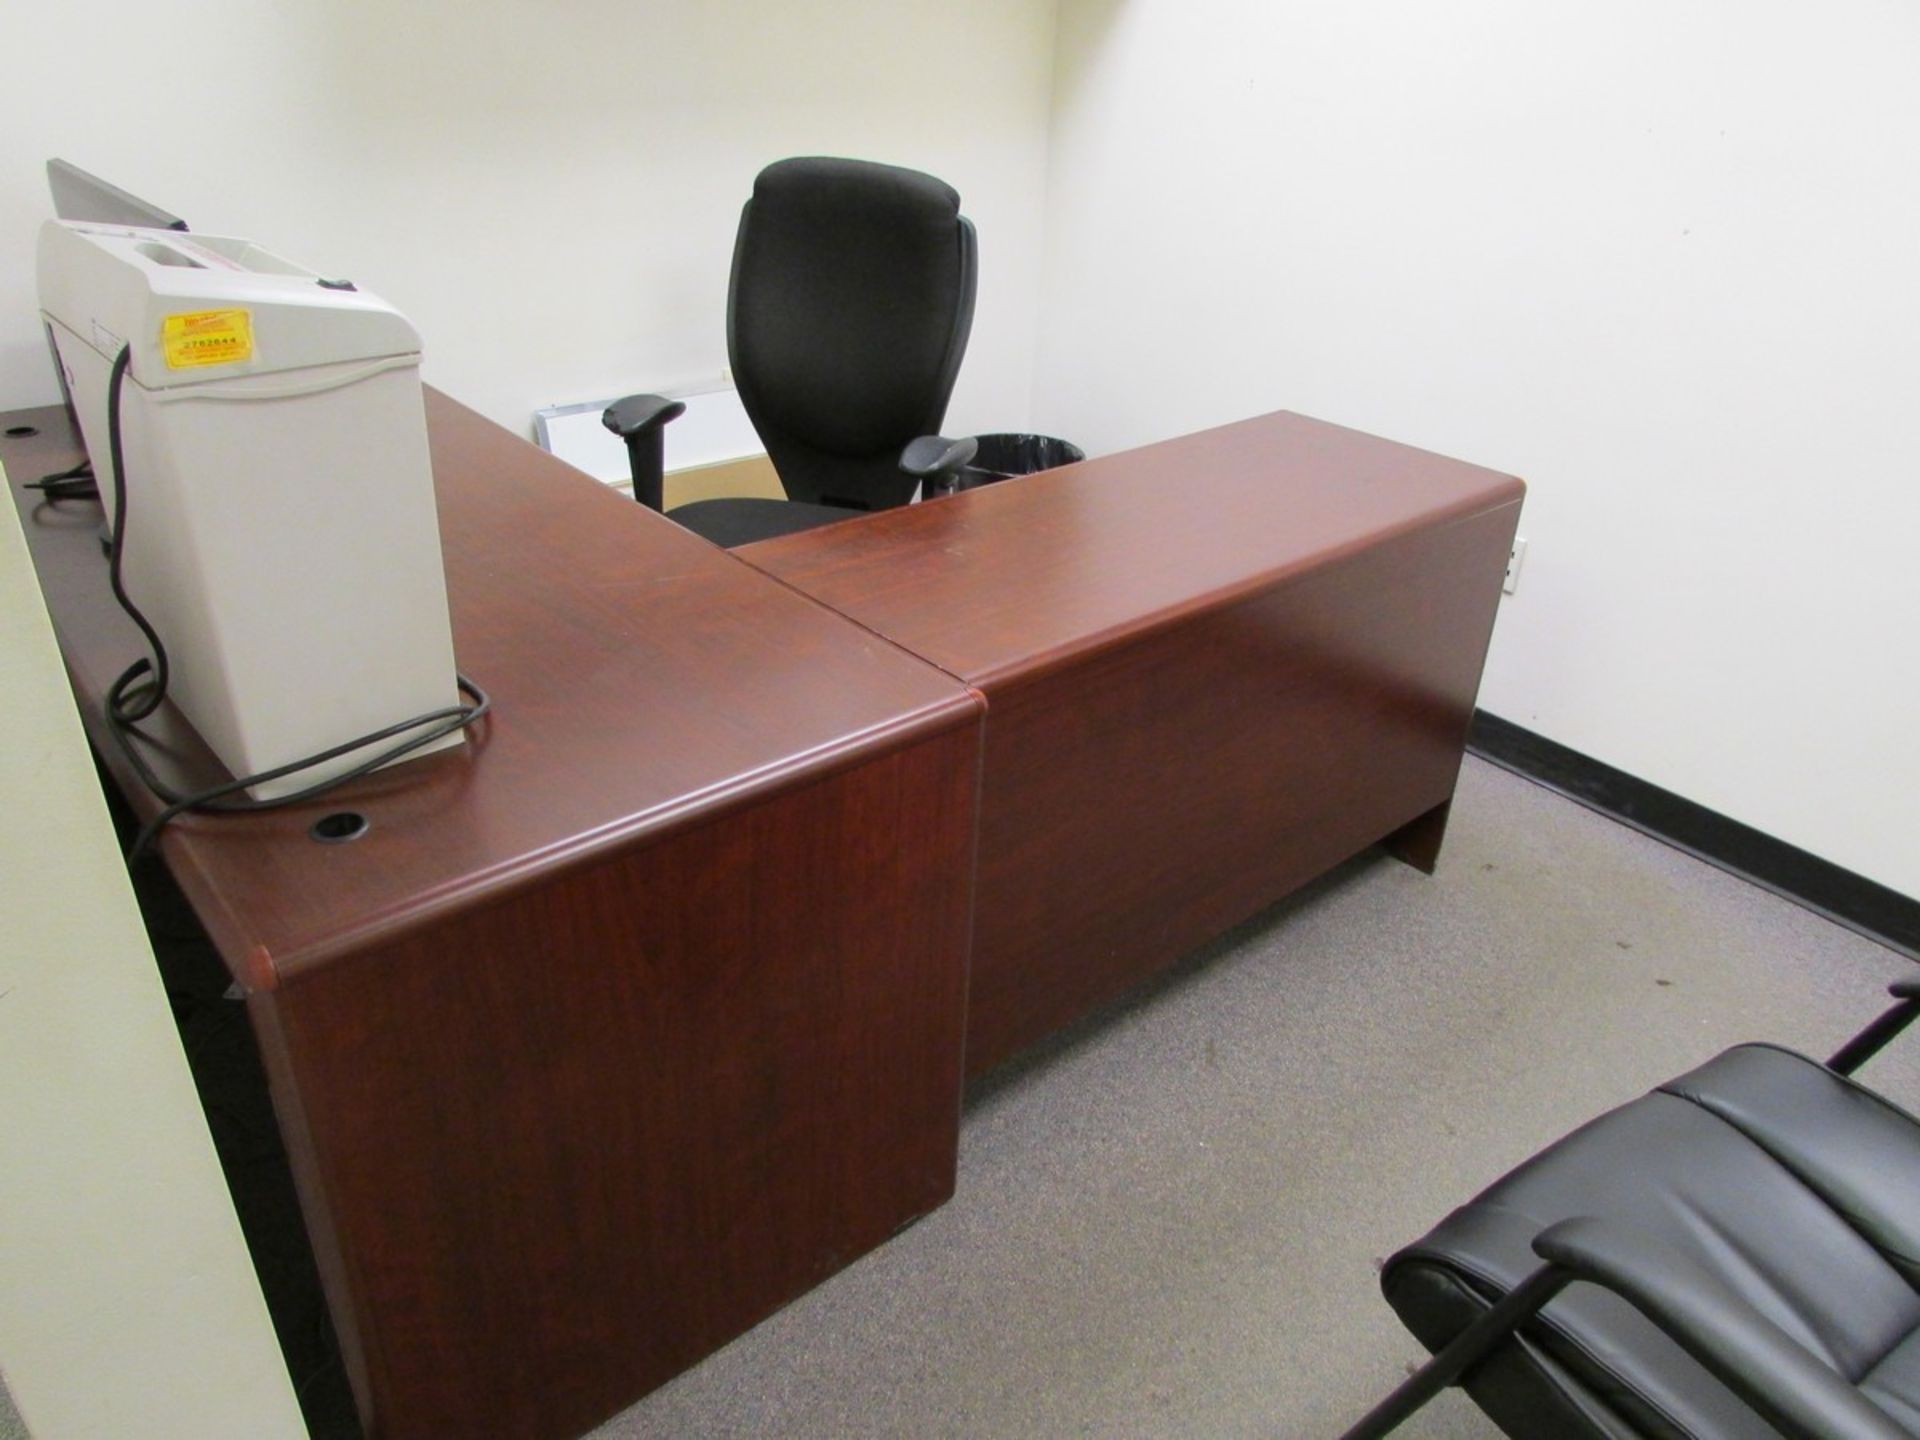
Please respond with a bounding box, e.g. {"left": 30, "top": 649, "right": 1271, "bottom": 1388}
{"left": 745, "top": 411, "right": 1525, "bottom": 1075}
{"left": 5, "top": 393, "right": 984, "bottom": 1440}
{"left": 743, "top": 411, "right": 1522, "bottom": 690}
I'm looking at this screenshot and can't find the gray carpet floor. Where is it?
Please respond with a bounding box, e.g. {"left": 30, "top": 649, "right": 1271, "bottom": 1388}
{"left": 593, "top": 755, "right": 1920, "bottom": 1439}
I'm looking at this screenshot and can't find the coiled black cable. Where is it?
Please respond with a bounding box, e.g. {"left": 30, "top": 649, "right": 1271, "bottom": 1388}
{"left": 25, "top": 458, "right": 98, "bottom": 501}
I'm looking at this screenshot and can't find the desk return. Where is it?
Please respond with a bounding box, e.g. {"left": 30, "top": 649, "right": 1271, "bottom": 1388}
{"left": 743, "top": 411, "right": 1524, "bottom": 1076}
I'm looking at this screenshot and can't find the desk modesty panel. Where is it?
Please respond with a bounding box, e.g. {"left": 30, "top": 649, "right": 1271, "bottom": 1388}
{"left": 743, "top": 411, "right": 1525, "bottom": 1076}
{"left": 5, "top": 395, "right": 984, "bottom": 1440}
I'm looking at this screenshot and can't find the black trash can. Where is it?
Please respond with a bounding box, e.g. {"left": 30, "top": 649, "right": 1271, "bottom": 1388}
{"left": 967, "top": 432, "right": 1085, "bottom": 483}
{"left": 929, "top": 432, "right": 1084, "bottom": 495}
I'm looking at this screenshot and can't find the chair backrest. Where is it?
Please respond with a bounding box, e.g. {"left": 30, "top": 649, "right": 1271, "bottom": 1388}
{"left": 727, "top": 157, "right": 977, "bottom": 512}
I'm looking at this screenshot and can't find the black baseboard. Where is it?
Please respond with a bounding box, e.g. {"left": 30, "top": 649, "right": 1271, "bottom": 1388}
{"left": 1468, "top": 711, "right": 1920, "bottom": 962}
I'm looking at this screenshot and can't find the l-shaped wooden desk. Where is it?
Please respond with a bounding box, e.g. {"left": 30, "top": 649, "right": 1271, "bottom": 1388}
{"left": 6, "top": 394, "right": 1521, "bottom": 1440}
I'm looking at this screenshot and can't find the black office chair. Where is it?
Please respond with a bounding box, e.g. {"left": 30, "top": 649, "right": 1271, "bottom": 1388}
{"left": 1343, "top": 977, "right": 1920, "bottom": 1440}
{"left": 604, "top": 157, "right": 979, "bottom": 548}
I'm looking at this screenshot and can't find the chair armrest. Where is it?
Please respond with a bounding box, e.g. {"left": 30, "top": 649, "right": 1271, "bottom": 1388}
{"left": 1532, "top": 1218, "right": 1908, "bottom": 1440}
{"left": 601, "top": 393, "right": 687, "bottom": 440}
{"left": 600, "top": 394, "right": 687, "bottom": 512}
{"left": 899, "top": 434, "right": 978, "bottom": 496}
{"left": 1828, "top": 979, "right": 1920, "bottom": 1076}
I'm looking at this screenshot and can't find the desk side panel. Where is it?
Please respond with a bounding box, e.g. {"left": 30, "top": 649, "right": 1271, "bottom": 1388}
{"left": 250, "top": 718, "right": 981, "bottom": 1440}
{"left": 964, "top": 501, "right": 1519, "bottom": 1078}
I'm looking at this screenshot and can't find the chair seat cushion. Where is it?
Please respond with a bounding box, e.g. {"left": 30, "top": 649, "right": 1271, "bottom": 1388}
{"left": 667, "top": 497, "right": 860, "bottom": 549}
{"left": 1381, "top": 1045, "right": 1920, "bottom": 1439}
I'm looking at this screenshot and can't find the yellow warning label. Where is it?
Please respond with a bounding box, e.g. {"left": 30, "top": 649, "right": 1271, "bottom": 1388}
{"left": 161, "top": 309, "right": 253, "bottom": 369}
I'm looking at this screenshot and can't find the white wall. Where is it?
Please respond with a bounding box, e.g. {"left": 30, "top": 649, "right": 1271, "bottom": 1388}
{"left": 0, "top": 470, "right": 303, "bottom": 1438}
{"left": 1038, "top": 0, "right": 1920, "bottom": 899}
{"left": 0, "top": 0, "right": 1059, "bottom": 441}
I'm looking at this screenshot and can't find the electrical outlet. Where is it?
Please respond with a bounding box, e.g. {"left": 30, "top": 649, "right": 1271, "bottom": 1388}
{"left": 1503, "top": 537, "right": 1528, "bottom": 595}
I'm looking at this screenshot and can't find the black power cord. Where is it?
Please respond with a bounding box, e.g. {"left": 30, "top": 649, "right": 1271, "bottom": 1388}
{"left": 95, "top": 342, "right": 490, "bottom": 858}
{"left": 102, "top": 345, "right": 170, "bottom": 725}
{"left": 115, "top": 674, "right": 491, "bottom": 860}
{"left": 25, "top": 458, "right": 98, "bottom": 502}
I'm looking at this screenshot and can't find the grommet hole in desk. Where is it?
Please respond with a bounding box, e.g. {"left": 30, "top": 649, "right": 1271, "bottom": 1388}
{"left": 310, "top": 811, "right": 370, "bottom": 844}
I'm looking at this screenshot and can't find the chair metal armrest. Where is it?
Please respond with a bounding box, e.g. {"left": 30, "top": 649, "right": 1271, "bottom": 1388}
{"left": 601, "top": 394, "right": 687, "bottom": 512}
{"left": 1828, "top": 979, "right": 1920, "bottom": 1076}
{"left": 1533, "top": 1217, "right": 1909, "bottom": 1440}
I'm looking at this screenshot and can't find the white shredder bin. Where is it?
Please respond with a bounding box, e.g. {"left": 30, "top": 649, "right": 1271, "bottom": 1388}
{"left": 37, "top": 220, "right": 462, "bottom": 801}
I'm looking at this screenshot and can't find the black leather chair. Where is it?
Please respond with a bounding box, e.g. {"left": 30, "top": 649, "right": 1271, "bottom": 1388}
{"left": 1344, "top": 978, "right": 1920, "bottom": 1440}
{"left": 604, "top": 156, "right": 979, "bottom": 548}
